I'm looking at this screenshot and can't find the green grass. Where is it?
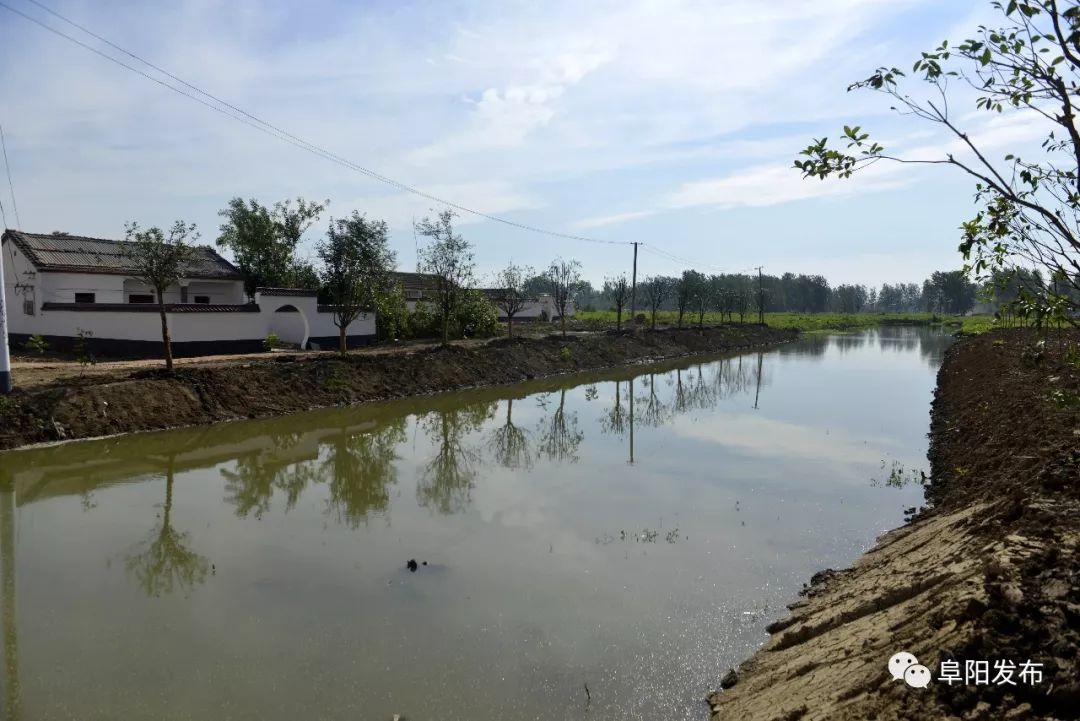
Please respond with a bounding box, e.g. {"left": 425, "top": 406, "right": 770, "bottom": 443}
{"left": 575, "top": 310, "right": 997, "bottom": 334}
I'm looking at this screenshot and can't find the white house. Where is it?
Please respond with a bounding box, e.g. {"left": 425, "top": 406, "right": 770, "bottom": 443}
{"left": 2, "top": 229, "right": 376, "bottom": 357}
{"left": 391, "top": 271, "right": 575, "bottom": 320}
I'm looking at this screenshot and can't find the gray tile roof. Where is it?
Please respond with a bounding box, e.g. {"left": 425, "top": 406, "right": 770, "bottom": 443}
{"left": 3, "top": 229, "right": 242, "bottom": 280}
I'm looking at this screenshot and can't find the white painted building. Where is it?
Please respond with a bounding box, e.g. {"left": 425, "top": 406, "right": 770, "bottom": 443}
{"left": 392, "top": 272, "right": 575, "bottom": 321}
{"left": 2, "top": 230, "right": 375, "bottom": 357}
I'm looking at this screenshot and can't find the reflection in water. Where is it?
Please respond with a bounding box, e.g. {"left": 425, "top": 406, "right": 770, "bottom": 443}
{"left": 536, "top": 389, "right": 584, "bottom": 464}
{"left": 323, "top": 419, "right": 406, "bottom": 527}
{"left": 125, "top": 458, "right": 210, "bottom": 598}
{"left": 222, "top": 432, "right": 320, "bottom": 519}
{"left": 1, "top": 478, "right": 19, "bottom": 721}
{"left": 0, "top": 327, "right": 956, "bottom": 721}
{"left": 417, "top": 402, "right": 496, "bottom": 514}
{"left": 602, "top": 381, "right": 629, "bottom": 436}
{"left": 488, "top": 399, "right": 533, "bottom": 470}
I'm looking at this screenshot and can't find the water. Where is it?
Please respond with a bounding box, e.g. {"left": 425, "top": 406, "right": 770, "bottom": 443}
{"left": 0, "top": 327, "right": 952, "bottom": 720}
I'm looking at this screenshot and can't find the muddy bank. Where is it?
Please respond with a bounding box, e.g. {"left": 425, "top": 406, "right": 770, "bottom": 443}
{"left": 708, "top": 329, "right": 1080, "bottom": 721}
{"left": 0, "top": 325, "right": 794, "bottom": 451}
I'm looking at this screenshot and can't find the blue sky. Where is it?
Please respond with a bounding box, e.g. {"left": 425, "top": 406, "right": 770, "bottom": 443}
{"left": 0, "top": 0, "right": 1042, "bottom": 287}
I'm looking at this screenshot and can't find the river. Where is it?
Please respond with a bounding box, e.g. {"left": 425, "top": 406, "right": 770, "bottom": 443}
{"left": 0, "top": 327, "right": 953, "bottom": 720}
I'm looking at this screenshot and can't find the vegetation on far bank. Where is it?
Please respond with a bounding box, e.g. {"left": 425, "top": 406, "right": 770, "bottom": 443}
{"left": 574, "top": 310, "right": 997, "bottom": 334}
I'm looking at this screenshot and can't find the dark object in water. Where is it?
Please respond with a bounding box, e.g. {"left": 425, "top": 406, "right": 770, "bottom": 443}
{"left": 406, "top": 559, "right": 418, "bottom": 572}
{"left": 422, "top": 561, "right": 427, "bottom": 566}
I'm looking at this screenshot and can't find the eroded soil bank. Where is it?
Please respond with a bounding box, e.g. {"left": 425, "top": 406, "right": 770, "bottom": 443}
{"left": 0, "top": 325, "right": 794, "bottom": 451}
{"left": 708, "top": 329, "right": 1080, "bottom": 721}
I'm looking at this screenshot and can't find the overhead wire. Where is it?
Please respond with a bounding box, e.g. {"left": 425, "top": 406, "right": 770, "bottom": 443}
{"left": 2, "top": 0, "right": 633, "bottom": 246}
{"left": 2, "top": 0, "right": 757, "bottom": 275}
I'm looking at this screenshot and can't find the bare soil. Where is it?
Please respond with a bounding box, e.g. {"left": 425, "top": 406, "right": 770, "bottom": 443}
{"left": 0, "top": 325, "right": 794, "bottom": 451}
{"left": 708, "top": 329, "right": 1080, "bottom": 721}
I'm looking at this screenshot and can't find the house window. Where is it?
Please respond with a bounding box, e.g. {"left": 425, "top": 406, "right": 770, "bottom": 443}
{"left": 23, "top": 299, "right": 34, "bottom": 316}
{"left": 193, "top": 295, "right": 210, "bottom": 304}
{"left": 128, "top": 294, "right": 154, "bottom": 304}
{"left": 74, "top": 293, "right": 95, "bottom": 304}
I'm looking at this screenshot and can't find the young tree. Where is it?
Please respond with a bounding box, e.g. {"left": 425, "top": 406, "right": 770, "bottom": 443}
{"left": 794, "top": 0, "right": 1080, "bottom": 320}
{"left": 122, "top": 220, "right": 198, "bottom": 371}
{"left": 641, "top": 276, "right": 671, "bottom": 329}
{"left": 492, "top": 263, "right": 533, "bottom": 338}
{"left": 216, "top": 196, "right": 326, "bottom": 298}
{"left": 547, "top": 258, "right": 582, "bottom": 337}
{"left": 316, "top": 212, "right": 395, "bottom": 355}
{"left": 416, "top": 210, "right": 475, "bottom": 345}
{"left": 675, "top": 271, "right": 695, "bottom": 328}
{"left": 602, "top": 274, "right": 632, "bottom": 331}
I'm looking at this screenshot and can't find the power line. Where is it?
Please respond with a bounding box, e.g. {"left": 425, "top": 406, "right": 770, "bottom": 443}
{"left": 2, "top": 0, "right": 634, "bottom": 247}
{"left": 640, "top": 243, "right": 753, "bottom": 276}
{"left": 0, "top": 124, "right": 20, "bottom": 230}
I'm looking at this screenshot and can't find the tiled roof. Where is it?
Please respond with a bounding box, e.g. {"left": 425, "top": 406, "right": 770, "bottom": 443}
{"left": 3, "top": 229, "right": 242, "bottom": 280}
{"left": 390, "top": 271, "right": 439, "bottom": 292}
{"left": 256, "top": 287, "right": 318, "bottom": 297}
{"left": 41, "top": 302, "right": 259, "bottom": 313}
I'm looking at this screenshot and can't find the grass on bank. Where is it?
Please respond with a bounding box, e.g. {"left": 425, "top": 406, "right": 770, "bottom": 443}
{"left": 574, "top": 310, "right": 996, "bottom": 334}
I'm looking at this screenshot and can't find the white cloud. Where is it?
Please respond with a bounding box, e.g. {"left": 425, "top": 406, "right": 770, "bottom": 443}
{"left": 571, "top": 210, "right": 657, "bottom": 229}
{"left": 662, "top": 162, "right": 911, "bottom": 210}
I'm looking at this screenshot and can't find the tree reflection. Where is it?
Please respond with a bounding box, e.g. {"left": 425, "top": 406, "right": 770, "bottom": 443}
{"left": 537, "top": 388, "right": 584, "bottom": 463}
{"left": 417, "top": 402, "right": 495, "bottom": 514}
{"left": 636, "top": 373, "right": 671, "bottom": 428}
{"left": 322, "top": 419, "right": 407, "bottom": 527}
{"left": 126, "top": 458, "right": 210, "bottom": 598}
{"left": 488, "top": 399, "right": 532, "bottom": 470}
{"left": 221, "top": 444, "right": 315, "bottom": 518}
{"left": 601, "top": 381, "right": 629, "bottom": 435}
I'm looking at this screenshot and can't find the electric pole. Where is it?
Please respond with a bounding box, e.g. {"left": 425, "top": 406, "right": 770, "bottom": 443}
{"left": 629, "top": 242, "right": 639, "bottom": 327}
{"left": 0, "top": 246, "right": 11, "bottom": 394}
{"left": 755, "top": 265, "right": 765, "bottom": 325}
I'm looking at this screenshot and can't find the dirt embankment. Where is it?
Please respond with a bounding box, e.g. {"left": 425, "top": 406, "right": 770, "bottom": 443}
{"left": 708, "top": 329, "right": 1080, "bottom": 721}
{"left": 0, "top": 325, "right": 795, "bottom": 451}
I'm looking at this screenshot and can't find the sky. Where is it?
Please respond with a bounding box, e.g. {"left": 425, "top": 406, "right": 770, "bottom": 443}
{"left": 0, "top": 0, "right": 1046, "bottom": 288}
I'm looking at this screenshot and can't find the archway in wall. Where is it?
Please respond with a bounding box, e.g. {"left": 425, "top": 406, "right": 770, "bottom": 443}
{"left": 267, "top": 305, "right": 310, "bottom": 349}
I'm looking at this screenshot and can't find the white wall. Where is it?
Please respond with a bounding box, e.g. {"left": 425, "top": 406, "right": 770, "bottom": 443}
{"left": 35, "top": 271, "right": 244, "bottom": 305}
{"left": 3, "top": 238, "right": 41, "bottom": 335}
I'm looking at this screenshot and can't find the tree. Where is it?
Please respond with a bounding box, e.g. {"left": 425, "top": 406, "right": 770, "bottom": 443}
{"left": 416, "top": 210, "right": 475, "bottom": 345}
{"left": 675, "top": 271, "right": 695, "bottom": 328}
{"left": 316, "top": 212, "right": 395, "bottom": 355}
{"left": 216, "top": 197, "right": 327, "bottom": 299}
{"left": 122, "top": 220, "right": 198, "bottom": 371}
{"left": 794, "top": 0, "right": 1080, "bottom": 320}
{"left": 547, "top": 258, "right": 582, "bottom": 337}
{"left": 682, "top": 270, "right": 709, "bottom": 328}
{"left": 641, "top": 276, "right": 671, "bottom": 329}
{"left": 925, "top": 270, "right": 978, "bottom": 315}
{"left": 602, "top": 274, "right": 632, "bottom": 331}
{"left": 492, "top": 263, "right": 533, "bottom": 338}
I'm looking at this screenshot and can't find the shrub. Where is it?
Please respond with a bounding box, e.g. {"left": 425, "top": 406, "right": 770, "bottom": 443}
{"left": 25, "top": 333, "right": 49, "bottom": 355}
{"left": 74, "top": 328, "right": 95, "bottom": 376}
{"left": 559, "top": 345, "right": 572, "bottom": 361}
{"left": 408, "top": 300, "right": 440, "bottom": 339}
{"left": 454, "top": 289, "right": 499, "bottom": 338}
{"left": 375, "top": 283, "right": 410, "bottom": 341}
{"left": 263, "top": 332, "right": 280, "bottom": 351}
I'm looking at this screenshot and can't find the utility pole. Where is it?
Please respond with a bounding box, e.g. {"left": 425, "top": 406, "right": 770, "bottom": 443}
{"left": 755, "top": 265, "right": 765, "bottom": 325}
{"left": 0, "top": 245, "right": 11, "bottom": 395}
{"left": 629, "top": 242, "right": 639, "bottom": 326}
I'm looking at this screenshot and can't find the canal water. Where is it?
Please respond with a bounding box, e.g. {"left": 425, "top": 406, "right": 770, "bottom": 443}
{"left": 0, "top": 327, "right": 952, "bottom": 720}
